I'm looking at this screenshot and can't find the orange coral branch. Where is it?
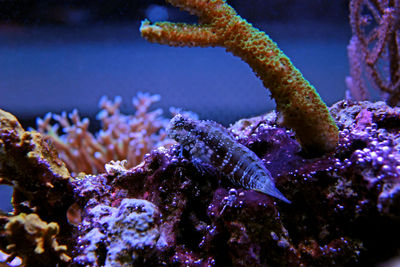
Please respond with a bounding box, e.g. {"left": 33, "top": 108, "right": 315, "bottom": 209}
{"left": 140, "top": 0, "right": 339, "bottom": 154}
{"left": 141, "top": 21, "right": 219, "bottom": 46}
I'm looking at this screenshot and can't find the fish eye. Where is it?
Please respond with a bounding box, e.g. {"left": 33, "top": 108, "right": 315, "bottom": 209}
{"left": 172, "top": 114, "right": 188, "bottom": 127}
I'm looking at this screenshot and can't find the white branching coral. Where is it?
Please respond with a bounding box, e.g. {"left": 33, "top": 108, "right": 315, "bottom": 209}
{"left": 36, "top": 93, "right": 174, "bottom": 175}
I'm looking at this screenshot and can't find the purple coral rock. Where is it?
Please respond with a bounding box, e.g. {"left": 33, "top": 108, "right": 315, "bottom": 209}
{"left": 3, "top": 100, "right": 400, "bottom": 266}
{"left": 110, "top": 100, "right": 399, "bottom": 266}
{"left": 75, "top": 198, "right": 163, "bottom": 266}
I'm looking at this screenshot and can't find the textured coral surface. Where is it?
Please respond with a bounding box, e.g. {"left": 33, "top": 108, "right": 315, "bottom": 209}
{"left": 3, "top": 213, "right": 70, "bottom": 265}
{"left": 141, "top": 0, "right": 339, "bottom": 154}
{"left": 36, "top": 93, "right": 173, "bottom": 175}
{"left": 1, "top": 100, "right": 399, "bottom": 266}
{"left": 0, "top": 110, "right": 74, "bottom": 266}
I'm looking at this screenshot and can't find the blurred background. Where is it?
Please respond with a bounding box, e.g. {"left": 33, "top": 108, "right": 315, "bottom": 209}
{"left": 0, "top": 0, "right": 351, "bottom": 211}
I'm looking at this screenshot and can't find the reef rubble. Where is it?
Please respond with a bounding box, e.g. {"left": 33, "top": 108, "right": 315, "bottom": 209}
{"left": 0, "top": 100, "right": 400, "bottom": 266}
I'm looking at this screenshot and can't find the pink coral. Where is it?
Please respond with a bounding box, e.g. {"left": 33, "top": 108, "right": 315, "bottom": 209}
{"left": 36, "top": 93, "right": 173, "bottom": 175}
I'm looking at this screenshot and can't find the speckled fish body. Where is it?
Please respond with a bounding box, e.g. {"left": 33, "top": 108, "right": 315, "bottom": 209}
{"left": 167, "top": 114, "right": 290, "bottom": 203}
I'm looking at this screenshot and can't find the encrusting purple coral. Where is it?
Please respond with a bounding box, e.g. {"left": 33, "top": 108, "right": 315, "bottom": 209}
{"left": 74, "top": 198, "right": 163, "bottom": 266}
{"left": 63, "top": 99, "right": 399, "bottom": 266}
{"left": 1, "top": 99, "right": 400, "bottom": 266}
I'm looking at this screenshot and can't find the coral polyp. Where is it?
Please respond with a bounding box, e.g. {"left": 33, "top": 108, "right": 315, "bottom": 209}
{"left": 36, "top": 93, "right": 173, "bottom": 175}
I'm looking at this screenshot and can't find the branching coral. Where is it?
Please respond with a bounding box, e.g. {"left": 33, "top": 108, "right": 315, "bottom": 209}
{"left": 140, "top": 0, "right": 339, "bottom": 154}
{"left": 1, "top": 213, "right": 70, "bottom": 266}
{"left": 347, "top": 0, "right": 400, "bottom": 106}
{"left": 36, "top": 93, "right": 174, "bottom": 175}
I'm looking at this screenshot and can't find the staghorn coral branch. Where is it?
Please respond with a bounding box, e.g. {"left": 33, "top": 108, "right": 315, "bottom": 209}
{"left": 164, "top": 0, "right": 232, "bottom": 21}
{"left": 140, "top": 0, "right": 339, "bottom": 154}
{"left": 141, "top": 21, "right": 220, "bottom": 46}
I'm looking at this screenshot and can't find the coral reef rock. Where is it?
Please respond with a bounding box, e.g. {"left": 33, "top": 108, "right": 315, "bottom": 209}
{"left": 0, "top": 109, "right": 74, "bottom": 232}
{"left": 75, "top": 198, "right": 163, "bottom": 266}
{"left": 1, "top": 100, "right": 400, "bottom": 266}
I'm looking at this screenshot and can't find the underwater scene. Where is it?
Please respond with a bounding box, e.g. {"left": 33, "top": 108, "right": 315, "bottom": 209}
{"left": 0, "top": 0, "right": 400, "bottom": 266}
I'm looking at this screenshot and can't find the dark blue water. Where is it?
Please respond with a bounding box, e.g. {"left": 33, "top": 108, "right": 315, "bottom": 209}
{"left": 0, "top": 22, "right": 350, "bottom": 122}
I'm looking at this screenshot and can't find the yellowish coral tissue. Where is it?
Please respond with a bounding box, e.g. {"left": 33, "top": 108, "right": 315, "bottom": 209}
{"left": 5, "top": 213, "right": 70, "bottom": 263}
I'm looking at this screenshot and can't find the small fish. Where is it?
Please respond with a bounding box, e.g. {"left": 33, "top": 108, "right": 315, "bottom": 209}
{"left": 167, "top": 114, "right": 290, "bottom": 203}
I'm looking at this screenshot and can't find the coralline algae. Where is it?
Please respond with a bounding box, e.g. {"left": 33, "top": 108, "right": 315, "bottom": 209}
{"left": 75, "top": 198, "right": 163, "bottom": 266}
{"left": 1, "top": 100, "right": 400, "bottom": 266}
